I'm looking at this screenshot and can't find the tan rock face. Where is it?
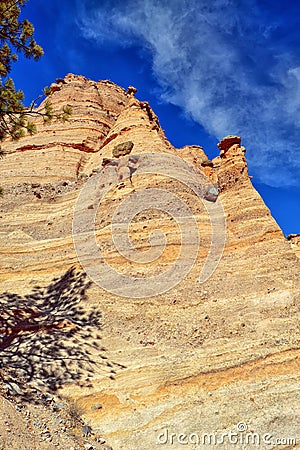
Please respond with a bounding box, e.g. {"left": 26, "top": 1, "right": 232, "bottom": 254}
{"left": 1, "top": 74, "right": 129, "bottom": 186}
{"left": 0, "top": 74, "right": 299, "bottom": 450}
{"left": 287, "top": 234, "right": 300, "bottom": 258}
{"left": 213, "top": 136, "right": 249, "bottom": 192}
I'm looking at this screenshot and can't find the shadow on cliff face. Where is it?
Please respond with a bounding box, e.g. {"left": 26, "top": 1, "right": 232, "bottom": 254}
{"left": 0, "top": 267, "right": 125, "bottom": 402}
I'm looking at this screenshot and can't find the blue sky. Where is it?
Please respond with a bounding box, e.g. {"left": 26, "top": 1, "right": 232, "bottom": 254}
{"left": 10, "top": 0, "right": 300, "bottom": 235}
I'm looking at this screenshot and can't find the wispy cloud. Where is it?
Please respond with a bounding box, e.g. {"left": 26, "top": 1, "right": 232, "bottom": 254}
{"left": 77, "top": 0, "right": 300, "bottom": 187}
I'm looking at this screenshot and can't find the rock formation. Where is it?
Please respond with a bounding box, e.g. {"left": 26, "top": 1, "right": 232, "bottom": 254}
{"left": 0, "top": 74, "right": 299, "bottom": 449}
{"left": 287, "top": 234, "right": 300, "bottom": 258}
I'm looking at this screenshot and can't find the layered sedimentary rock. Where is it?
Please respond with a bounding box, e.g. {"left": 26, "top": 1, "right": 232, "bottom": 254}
{"left": 288, "top": 234, "right": 300, "bottom": 258}
{"left": 0, "top": 75, "right": 299, "bottom": 449}
{"left": 1, "top": 74, "right": 128, "bottom": 187}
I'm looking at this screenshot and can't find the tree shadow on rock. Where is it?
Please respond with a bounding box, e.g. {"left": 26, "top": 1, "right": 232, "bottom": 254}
{"left": 0, "top": 267, "right": 125, "bottom": 402}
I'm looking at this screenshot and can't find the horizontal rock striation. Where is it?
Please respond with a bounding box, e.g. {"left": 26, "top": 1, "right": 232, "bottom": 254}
{"left": 287, "top": 233, "right": 300, "bottom": 258}
{"left": 1, "top": 74, "right": 129, "bottom": 186}
{"left": 0, "top": 75, "right": 299, "bottom": 449}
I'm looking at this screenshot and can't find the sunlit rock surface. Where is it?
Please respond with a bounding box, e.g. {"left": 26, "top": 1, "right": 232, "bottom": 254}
{"left": 287, "top": 234, "right": 300, "bottom": 259}
{"left": 0, "top": 75, "right": 299, "bottom": 449}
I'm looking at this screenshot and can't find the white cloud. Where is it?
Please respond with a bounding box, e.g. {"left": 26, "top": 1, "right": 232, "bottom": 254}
{"left": 77, "top": 0, "right": 300, "bottom": 187}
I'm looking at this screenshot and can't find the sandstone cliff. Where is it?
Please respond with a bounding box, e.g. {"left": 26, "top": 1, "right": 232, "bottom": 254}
{"left": 0, "top": 75, "right": 299, "bottom": 450}
{"left": 288, "top": 234, "right": 300, "bottom": 259}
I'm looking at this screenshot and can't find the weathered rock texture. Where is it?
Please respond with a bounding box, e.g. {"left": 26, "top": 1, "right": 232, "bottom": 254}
{"left": 288, "top": 234, "right": 300, "bottom": 259}
{"left": 0, "top": 75, "right": 299, "bottom": 449}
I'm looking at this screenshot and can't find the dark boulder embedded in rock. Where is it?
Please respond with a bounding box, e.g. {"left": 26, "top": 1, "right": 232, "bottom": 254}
{"left": 112, "top": 141, "right": 134, "bottom": 158}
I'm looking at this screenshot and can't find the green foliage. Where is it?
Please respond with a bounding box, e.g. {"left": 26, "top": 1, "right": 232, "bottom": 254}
{"left": 0, "top": 76, "right": 25, "bottom": 139}
{"left": 26, "top": 120, "right": 36, "bottom": 134}
{"left": 62, "top": 105, "right": 72, "bottom": 122}
{"left": 0, "top": 1, "right": 52, "bottom": 141}
{"left": 0, "top": 1, "right": 43, "bottom": 78}
{"left": 42, "top": 99, "right": 53, "bottom": 122}
{"left": 43, "top": 85, "right": 52, "bottom": 97}
{"left": 0, "top": 2, "right": 72, "bottom": 148}
{"left": 38, "top": 99, "right": 72, "bottom": 124}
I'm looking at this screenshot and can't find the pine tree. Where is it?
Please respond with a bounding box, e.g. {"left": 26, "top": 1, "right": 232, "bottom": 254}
{"left": 0, "top": 1, "right": 43, "bottom": 139}
{"left": 0, "top": 1, "right": 70, "bottom": 145}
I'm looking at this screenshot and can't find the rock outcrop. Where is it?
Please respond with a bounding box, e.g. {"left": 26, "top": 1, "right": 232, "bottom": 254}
{"left": 287, "top": 234, "right": 300, "bottom": 258}
{"left": 0, "top": 75, "right": 299, "bottom": 450}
